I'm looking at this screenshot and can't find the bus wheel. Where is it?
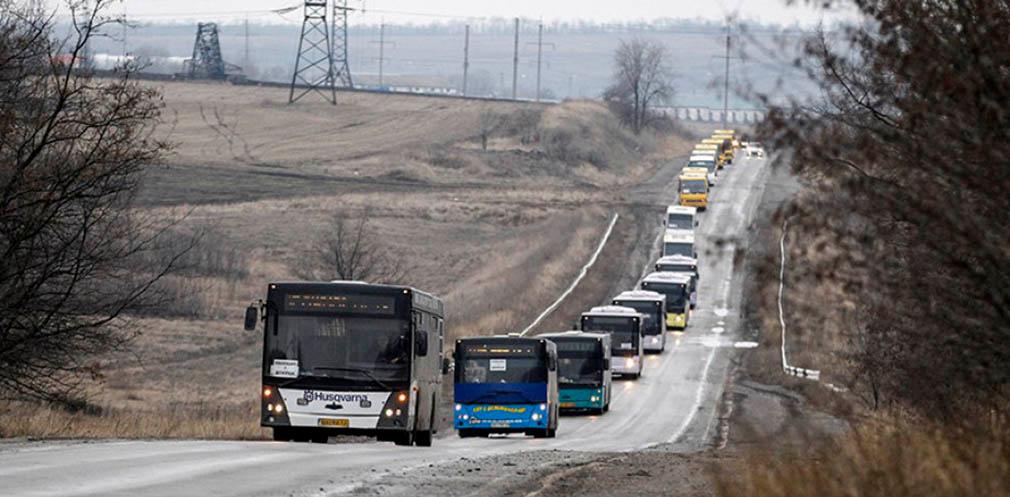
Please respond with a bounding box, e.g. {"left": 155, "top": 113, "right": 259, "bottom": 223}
{"left": 393, "top": 431, "right": 415, "bottom": 446}
{"left": 546, "top": 428, "right": 557, "bottom": 438}
{"left": 311, "top": 433, "right": 330, "bottom": 444}
{"left": 415, "top": 430, "right": 433, "bottom": 447}
{"left": 272, "top": 427, "right": 293, "bottom": 442}
{"left": 291, "top": 429, "right": 311, "bottom": 443}
{"left": 458, "top": 429, "right": 474, "bottom": 438}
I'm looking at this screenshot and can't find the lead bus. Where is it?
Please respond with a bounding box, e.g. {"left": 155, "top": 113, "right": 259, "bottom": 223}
{"left": 611, "top": 290, "right": 668, "bottom": 353}
{"left": 537, "top": 331, "right": 612, "bottom": 414}
{"left": 453, "top": 336, "right": 559, "bottom": 438}
{"left": 641, "top": 272, "right": 693, "bottom": 330}
{"left": 244, "top": 281, "right": 447, "bottom": 446}
{"left": 580, "top": 306, "right": 646, "bottom": 379}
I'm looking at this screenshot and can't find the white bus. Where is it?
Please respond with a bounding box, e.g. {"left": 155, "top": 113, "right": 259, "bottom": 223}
{"left": 580, "top": 305, "right": 646, "bottom": 379}
{"left": 612, "top": 290, "right": 668, "bottom": 353}
{"left": 664, "top": 205, "right": 698, "bottom": 231}
{"left": 245, "top": 281, "right": 448, "bottom": 446}
{"left": 663, "top": 231, "right": 696, "bottom": 258}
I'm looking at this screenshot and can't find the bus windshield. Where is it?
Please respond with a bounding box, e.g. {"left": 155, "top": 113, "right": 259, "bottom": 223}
{"left": 681, "top": 179, "right": 707, "bottom": 193}
{"left": 265, "top": 315, "right": 410, "bottom": 384}
{"left": 663, "top": 242, "right": 693, "bottom": 257}
{"left": 667, "top": 213, "right": 693, "bottom": 230}
{"left": 658, "top": 263, "right": 696, "bottom": 274}
{"left": 458, "top": 356, "right": 547, "bottom": 384}
{"left": 641, "top": 282, "right": 688, "bottom": 311}
{"left": 688, "top": 160, "right": 716, "bottom": 172}
{"left": 553, "top": 340, "right": 604, "bottom": 386}
{"left": 583, "top": 316, "right": 639, "bottom": 353}
{"left": 613, "top": 301, "right": 661, "bottom": 335}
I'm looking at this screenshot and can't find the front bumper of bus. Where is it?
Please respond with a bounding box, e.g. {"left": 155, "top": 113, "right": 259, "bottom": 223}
{"left": 643, "top": 334, "right": 665, "bottom": 351}
{"left": 667, "top": 312, "right": 688, "bottom": 330}
{"left": 611, "top": 356, "right": 641, "bottom": 376}
{"left": 559, "top": 387, "right": 606, "bottom": 411}
{"left": 454, "top": 403, "right": 549, "bottom": 431}
{"left": 680, "top": 195, "right": 708, "bottom": 209}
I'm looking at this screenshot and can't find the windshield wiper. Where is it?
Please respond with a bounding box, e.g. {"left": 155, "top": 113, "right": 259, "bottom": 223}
{"left": 311, "top": 367, "right": 393, "bottom": 391}
{"left": 473, "top": 389, "right": 539, "bottom": 404}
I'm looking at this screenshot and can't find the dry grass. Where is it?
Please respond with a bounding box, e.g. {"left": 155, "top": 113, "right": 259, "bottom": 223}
{"left": 717, "top": 415, "right": 1010, "bottom": 497}
{"left": 0, "top": 401, "right": 268, "bottom": 440}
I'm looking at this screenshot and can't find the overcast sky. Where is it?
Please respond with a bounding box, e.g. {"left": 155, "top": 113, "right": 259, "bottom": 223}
{"left": 70, "top": 0, "right": 856, "bottom": 26}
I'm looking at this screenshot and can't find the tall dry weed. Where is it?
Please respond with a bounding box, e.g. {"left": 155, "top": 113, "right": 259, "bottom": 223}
{"left": 717, "top": 415, "right": 1010, "bottom": 497}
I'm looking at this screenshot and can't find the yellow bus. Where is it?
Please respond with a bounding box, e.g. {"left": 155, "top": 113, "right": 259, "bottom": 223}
{"left": 701, "top": 138, "right": 731, "bottom": 166}
{"left": 678, "top": 172, "right": 709, "bottom": 210}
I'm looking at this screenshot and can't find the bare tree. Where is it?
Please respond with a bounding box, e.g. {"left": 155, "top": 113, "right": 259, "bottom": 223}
{"left": 761, "top": 0, "right": 1010, "bottom": 418}
{"left": 0, "top": 1, "right": 187, "bottom": 406}
{"left": 604, "top": 38, "right": 674, "bottom": 134}
{"left": 478, "top": 109, "right": 501, "bottom": 151}
{"left": 295, "top": 211, "right": 406, "bottom": 284}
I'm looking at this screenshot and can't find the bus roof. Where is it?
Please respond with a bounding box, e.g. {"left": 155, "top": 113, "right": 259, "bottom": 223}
{"left": 679, "top": 172, "right": 707, "bottom": 181}
{"left": 642, "top": 271, "right": 692, "bottom": 284}
{"left": 714, "top": 129, "right": 735, "bottom": 135}
{"left": 582, "top": 305, "right": 643, "bottom": 318}
{"left": 656, "top": 254, "right": 698, "bottom": 266}
{"left": 663, "top": 231, "right": 695, "bottom": 243}
{"left": 694, "top": 143, "right": 718, "bottom": 149}
{"left": 666, "top": 205, "right": 697, "bottom": 216}
{"left": 537, "top": 330, "right": 611, "bottom": 342}
{"left": 689, "top": 153, "right": 717, "bottom": 160}
{"left": 683, "top": 167, "right": 708, "bottom": 176}
{"left": 267, "top": 281, "right": 443, "bottom": 314}
{"left": 613, "top": 289, "right": 667, "bottom": 303}
{"left": 456, "top": 335, "right": 550, "bottom": 346}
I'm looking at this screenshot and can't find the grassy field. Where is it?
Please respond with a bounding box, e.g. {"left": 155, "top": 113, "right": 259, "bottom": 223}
{"left": 0, "top": 79, "right": 690, "bottom": 439}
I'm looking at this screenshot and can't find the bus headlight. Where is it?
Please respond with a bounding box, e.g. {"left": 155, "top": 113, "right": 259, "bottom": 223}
{"left": 590, "top": 396, "right": 600, "bottom": 402}
{"left": 539, "top": 404, "right": 547, "bottom": 411}
{"left": 396, "top": 392, "right": 408, "bottom": 404}
{"left": 385, "top": 408, "right": 394, "bottom": 417}
{"left": 625, "top": 358, "right": 636, "bottom": 368}
{"left": 531, "top": 413, "right": 542, "bottom": 421}
{"left": 455, "top": 404, "right": 462, "bottom": 411}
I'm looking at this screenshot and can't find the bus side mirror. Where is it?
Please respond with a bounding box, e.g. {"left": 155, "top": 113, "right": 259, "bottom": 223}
{"left": 244, "top": 305, "right": 258, "bottom": 332}
{"left": 548, "top": 356, "right": 557, "bottom": 372}
{"left": 415, "top": 331, "right": 429, "bottom": 356}
{"left": 603, "top": 360, "right": 611, "bottom": 371}
{"left": 695, "top": 220, "right": 699, "bottom": 227}
{"left": 442, "top": 358, "right": 452, "bottom": 375}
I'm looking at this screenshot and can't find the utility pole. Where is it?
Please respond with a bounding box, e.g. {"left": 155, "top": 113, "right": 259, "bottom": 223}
{"left": 243, "top": 17, "right": 250, "bottom": 69}
{"left": 462, "top": 24, "right": 470, "bottom": 96}
{"left": 535, "top": 23, "right": 542, "bottom": 101}
{"left": 712, "top": 19, "right": 741, "bottom": 127}
{"left": 525, "top": 23, "right": 555, "bottom": 101}
{"left": 370, "top": 23, "right": 395, "bottom": 87}
{"left": 512, "top": 17, "right": 519, "bottom": 100}
{"left": 722, "top": 25, "right": 731, "bottom": 128}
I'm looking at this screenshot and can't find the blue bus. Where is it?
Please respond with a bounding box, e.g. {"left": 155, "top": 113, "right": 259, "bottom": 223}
{"left": 536, "top": 331, "right": 612, "bottom": 414}
{"left": 453, "top": 336, "right": 559, "bottom": 438}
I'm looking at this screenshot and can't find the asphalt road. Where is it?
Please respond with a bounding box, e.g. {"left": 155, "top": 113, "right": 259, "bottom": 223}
{"left": 0, "top": 154, "right": 771, "bottom": 497}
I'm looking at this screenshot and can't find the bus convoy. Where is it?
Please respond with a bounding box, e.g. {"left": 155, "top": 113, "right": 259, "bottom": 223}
{"left": 243, "top": 130, "right": 747, "bottom": 445}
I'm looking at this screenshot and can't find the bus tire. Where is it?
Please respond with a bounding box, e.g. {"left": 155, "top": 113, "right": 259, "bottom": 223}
{"left": 292, "top": 429, "right": 311, "bottom": 443}
{"left": 393, "top": 431, "right": 414, "bottom": 446}
{"left": 311, "top": 433, "right": 329, "bottom": 444}
{"left": 603, "top": 403, "right": 610, "bottom": 413}
{"left": 458, "top": 429, "right": 474, "bottom": 438}
{"left": 547, "top": 428, "right": 557, "bottom": 438}
{"left": 415, "top": 430, "right": 433, "bottom": 447}
{"left": 272, "top": 427, "right": 293, "bottom": 442}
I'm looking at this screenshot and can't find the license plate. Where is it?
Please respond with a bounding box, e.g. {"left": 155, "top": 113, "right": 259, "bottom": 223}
{"left": 560, "top": 402, "right": 576, "bottom": 408}
{"left": 318, "top": 418, "right": 349, "bottom": 427}
{"left": 491, "top": 422, "right": 511, "bottom": 428}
